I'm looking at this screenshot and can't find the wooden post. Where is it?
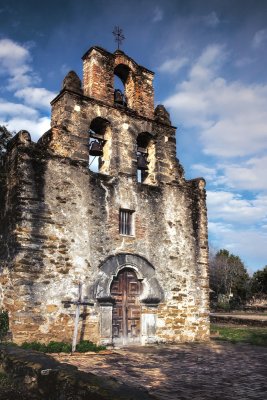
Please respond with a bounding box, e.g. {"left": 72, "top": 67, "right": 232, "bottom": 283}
{"left": 62, "top": 282, "right": 94, "bottom": 353}
{"left": 72, "top": 283, "right": 81, "bottom": 353}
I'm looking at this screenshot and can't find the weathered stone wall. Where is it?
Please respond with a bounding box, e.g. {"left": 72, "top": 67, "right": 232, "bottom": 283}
{"left": 0, "top": 45, "right": 209, "bottom": 345}
{"left": 0, "top": 133, "right": 209, "bottom": 343}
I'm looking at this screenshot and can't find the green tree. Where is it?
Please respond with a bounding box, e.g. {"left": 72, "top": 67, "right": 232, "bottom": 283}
{"left": 0, "top": 310, "right": 9, "bottom": 341}
{"left": 210, "top": 249, "right": 250, "bottom": 308}
{"left": 0, "top": 125, "right": 13, "bottom": 159}
{"left": 251, "top": 266, "right": 267, "bottom": 295}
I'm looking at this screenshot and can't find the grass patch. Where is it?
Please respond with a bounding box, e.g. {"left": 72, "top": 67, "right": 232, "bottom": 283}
{"left": 211, "top": 324, "right": 267, "bottom": 346}
{"left": 20, "top": 340, "right": 106, "bottom": 353}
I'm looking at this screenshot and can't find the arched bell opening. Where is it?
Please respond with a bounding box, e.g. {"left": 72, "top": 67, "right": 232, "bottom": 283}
{"left": 136, "top": 132, "right": 156, "bottom": 184}
{"left": 114, "top": 64, "right": 134, "bottom": 108}
{"left": 110, "top": 267, "right": 142, "bottom": 344}
{"left": 114, "top": 76, "right": 125, "bottom": 104}
{"left": 88, "top": 117, "right": 111, "bottom": 174}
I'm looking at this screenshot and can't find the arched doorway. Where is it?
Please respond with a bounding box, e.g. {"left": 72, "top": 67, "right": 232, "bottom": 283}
{"left": 95, "top": 253, "right": 164, "bottom": 345}
{"left": 110, "top": 268, "right": 141, "bottom": 344}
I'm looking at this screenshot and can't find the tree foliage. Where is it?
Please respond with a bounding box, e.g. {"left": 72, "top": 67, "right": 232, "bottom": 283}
{"left": 0, "top": 310, "right": 9, "bottom": 341}
{"left": 210, "top": 249, "right": 250, "bottom": 308}
{"left": 0, "top": 125, "right": 13, "bottom": 159}
{"left": 251, "top": 266, "right": 267, "bottom": 295}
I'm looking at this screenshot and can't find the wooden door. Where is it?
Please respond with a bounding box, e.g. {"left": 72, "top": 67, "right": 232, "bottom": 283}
{"left": 110, "top": 269, "right": 141, "bottom": 343}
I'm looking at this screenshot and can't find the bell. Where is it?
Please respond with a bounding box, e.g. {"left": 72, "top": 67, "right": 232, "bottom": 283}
{"left": 114, "top": 89, "right": 124, "bottom": 105}
{"left": 137, "top": 153, "right": 148, "bottom": 170}
{"left": 89, "top": 140, "right": 103, "bottom": 156}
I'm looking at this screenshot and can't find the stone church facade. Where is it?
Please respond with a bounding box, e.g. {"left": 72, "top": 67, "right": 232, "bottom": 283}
{"left": 0, "top": 46, "right": 209, "bottom": 345}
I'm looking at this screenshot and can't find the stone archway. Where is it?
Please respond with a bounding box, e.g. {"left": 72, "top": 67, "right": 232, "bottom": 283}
{"left": 95, "top": 253, "right": 163, "bottom": 345}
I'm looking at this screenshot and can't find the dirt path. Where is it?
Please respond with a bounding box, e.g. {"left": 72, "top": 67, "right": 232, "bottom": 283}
{"left": 211, "top": 313, "right": 267, "bottom": 320}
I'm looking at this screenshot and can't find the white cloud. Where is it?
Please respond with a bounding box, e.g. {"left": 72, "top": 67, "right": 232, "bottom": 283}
{"left": 0, "top": 38, "right": 45, "bottom": 95}
{"left": 190, "top": 44, "right": 226, "bottom": 80}
{"left": 252, "top": 29, "right": 267, "bottom": 49}
{"left": 221, "top": 156, "right": 267, "bottom": 190}
{"left": 191, "top": 164, "right": 217, "bottom": 181}
{"left": 0, "top": 99, "right": 38, "bottom": 118}
{"left": 202, "top": 11, "right": 220, "bottom": 28}
{"left": 0, "top": 95, "right": 53, "bottom": 143}
{"left": 152, "top": 6, "right": 163, "bottom": 22}
{"left": 7, "top": 71, "right": 41, "bottom": 91}
{"left": 163, "top": 44, "right": 267, "bottom": 158}
{"left": 191, "top": 155, "right": 267, "bottom": 191}
{"left": 0, "top": 38, "right": 56, "bottom": 141}
{"left": 158, "top": 57, "right": 188, "bottom": 74}
{"left": 0, "top": 38, "right": 36, "bottom": 90}
{"left": 0, "top": 38, "right": 30, "bottom": 72}
{"left": 208, "top": 221, "right": 235, "bottom": 235}
{"left": 0, "top": 116, "right": 50, "bottom": 142}
{"left": 160, "top": 40, "right": 267, "bottom": 270}
{"left": 15, "top": 87, "right": 56, "bottom": 109}
{"left": 207, "top": 191, "right": 267, "bottom": 225}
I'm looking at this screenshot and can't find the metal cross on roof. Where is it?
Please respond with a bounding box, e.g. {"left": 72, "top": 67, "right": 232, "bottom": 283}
{"left": 113, "top": 26, "right": 125, "bottom": 50}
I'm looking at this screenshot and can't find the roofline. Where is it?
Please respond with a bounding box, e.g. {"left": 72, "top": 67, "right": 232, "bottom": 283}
{"left": 50, "top": 89, "right": 176, "bottom": 129}
{"left": 81, "top": 46, "right": 154, "bottom": 75}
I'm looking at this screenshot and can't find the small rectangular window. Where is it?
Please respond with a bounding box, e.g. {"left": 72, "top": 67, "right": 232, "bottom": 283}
{"left": 119, "top": 209, "right": 134, "bottom": 236}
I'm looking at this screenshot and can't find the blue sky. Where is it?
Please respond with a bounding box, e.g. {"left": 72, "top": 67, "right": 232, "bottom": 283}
{"left": 0, "top": 0, "right": 266, "bottom": 272}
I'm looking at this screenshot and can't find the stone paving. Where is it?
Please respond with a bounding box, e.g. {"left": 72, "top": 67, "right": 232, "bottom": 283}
{"left": 54, "top": 341, "right": 267, "bottom": 400}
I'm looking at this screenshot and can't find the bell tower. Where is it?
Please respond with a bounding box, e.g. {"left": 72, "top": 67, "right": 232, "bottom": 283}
{"left": 47, "top": 46, "right": 182, "bottom": 186}
{"left": 0, "top": 44, "right": 209, "bottom": 346}
{"left": 82, "top": 47, "right": 154, "bottom": 118}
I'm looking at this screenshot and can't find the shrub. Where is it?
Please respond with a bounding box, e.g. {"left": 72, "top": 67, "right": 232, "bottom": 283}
{"left": 216, "top": 301, "right": 231, "bottom": 312}
{"left": 45, "top": 341, "right": 72, "bottom": 353}
{"left": 0, "top": 310, "right": 9, "bottom": 341}
{"left": 20, "top": 341, "right": 47, "bottom": 352}
{"left": 76, "top": 340, "right": 106, "bottom": 353}
{"left": 19, "top": 340, "right": 106, "bottom": 353}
